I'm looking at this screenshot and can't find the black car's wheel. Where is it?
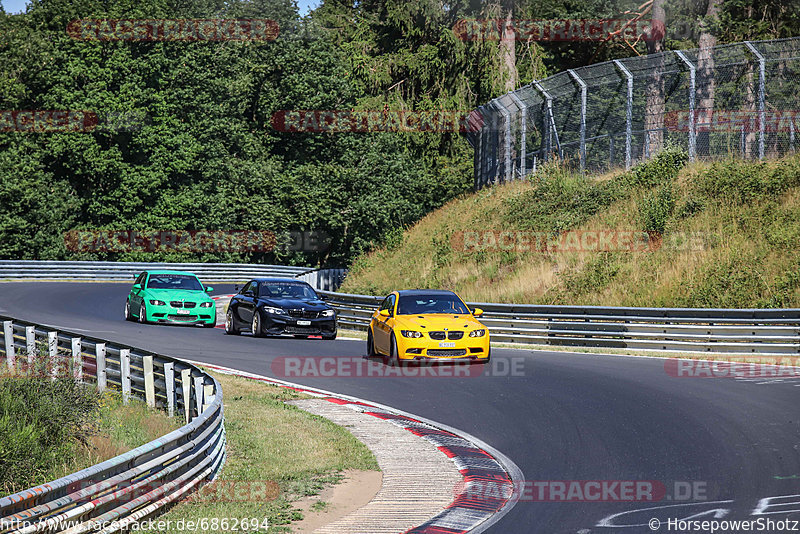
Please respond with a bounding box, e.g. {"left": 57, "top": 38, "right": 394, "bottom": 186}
{"left": 225, "top": 310, "right": 240, "bottom": 335}
{"left": 124, "top": 299, "right": 133, "bottom": 321}
{"left": 251, "top": 311, "right": 264, "bottom": 337}
{"left": 138, "top": 303, "right": 147, "bottom": 324}
{"left": 366, "top": 328, "right": 377, "bottom": 357}
{"left": 388, "top": 332, "right": 401, "bottom": 367}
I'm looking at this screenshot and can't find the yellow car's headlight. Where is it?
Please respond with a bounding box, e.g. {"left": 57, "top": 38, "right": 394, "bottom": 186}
{"left": 401, "top": 330, "right": 423, "bottom": 338}
{"left": 469, "top": 329, "right": 486, "bottom": 337}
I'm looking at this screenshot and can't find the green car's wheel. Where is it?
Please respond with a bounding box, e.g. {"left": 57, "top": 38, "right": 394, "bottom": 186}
{"left": 366, "top": 329, "right": 377, "bottom": 357}
{"left": 225, "top": 310, "right": 240, "bottom": 335}
{"left": 251, "top": 311, "right": 264, "bottom": 338}
{"left": 138, "top": 303, "right": 148, "bottom": 324}
{"left": 124, "top": 300, "right": 133, "bottom": 321}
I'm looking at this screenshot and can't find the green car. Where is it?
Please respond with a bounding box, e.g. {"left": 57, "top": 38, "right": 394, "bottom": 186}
{"left": 125, "top": 270, "right": 217, "bottom": 327}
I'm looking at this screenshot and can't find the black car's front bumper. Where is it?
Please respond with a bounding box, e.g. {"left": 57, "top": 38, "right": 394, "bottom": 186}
{"left": 260, "top": 313, "right": 336, "bottom": 336}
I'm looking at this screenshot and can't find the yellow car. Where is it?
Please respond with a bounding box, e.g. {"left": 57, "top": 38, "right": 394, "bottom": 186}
{"left": 366, "top": 289, "right": 490, "bottom": 365}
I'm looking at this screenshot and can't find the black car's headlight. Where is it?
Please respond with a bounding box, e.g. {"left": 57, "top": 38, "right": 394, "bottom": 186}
{"left": 469, "top": 329, "right": 486, "bottom": 337}
{"left": 321, "top": 309, "right": 335, "bottom": 317}
{"left": 149, "top": 300, "right": 166, "bottom": 306}
{"left": 263, "top": 306, "right": 287, "bottom": 315}
{"left": 401, "top": 330, "right": 423, "bottom": 338}
{"left": 200, "top": 302, "right": 213, "bottom": 308}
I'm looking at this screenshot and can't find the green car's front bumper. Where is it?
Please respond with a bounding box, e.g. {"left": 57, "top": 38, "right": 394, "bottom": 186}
{"left": 144, "top": 302, "right": 217, "bottom": 326}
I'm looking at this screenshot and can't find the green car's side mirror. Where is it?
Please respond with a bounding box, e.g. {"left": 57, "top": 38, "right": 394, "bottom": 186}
{"left": 205, "top": 286, "right": 214, "bottom": 293}
{"left": 132, "top": 283, "right": 142, "bottom": 290}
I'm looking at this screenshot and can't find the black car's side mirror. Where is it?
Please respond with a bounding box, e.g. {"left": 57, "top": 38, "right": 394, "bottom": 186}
{"left": 244, "top": 290, "right": 254, "bottom": 297}
{"left": 318, "top": 293, "right": 328, "bottom": 301}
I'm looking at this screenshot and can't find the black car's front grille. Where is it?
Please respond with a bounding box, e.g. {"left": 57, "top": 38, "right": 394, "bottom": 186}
{"left": 429, "top": 331, "right": 446, "bottom": 340}
{"left": 285, "top": 326, "right": 319, "bottom": 334}
{"left": 427, "top": 349, "right": 467, "bottom": 357}
{"left": 448, "top": 331, "right": 464, "bottom": 340}
{"left": 288, "top": 309, "right": 318, "bottom": 319}
{"left": 170, "top": 301, "right": 197, "bottom": 309}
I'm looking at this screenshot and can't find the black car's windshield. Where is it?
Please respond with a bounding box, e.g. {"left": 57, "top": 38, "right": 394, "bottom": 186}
{"left": 397, "top": 295, "right": 470, "bottom": 315}
{"left": 146, "top": 274, "right": 204, "bottom": 291}
{"left": 259, "top": 282, "right": 318, "bottom": 300}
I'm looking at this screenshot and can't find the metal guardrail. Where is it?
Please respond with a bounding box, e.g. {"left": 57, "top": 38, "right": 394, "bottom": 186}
{"left": 0, "top": 260, "right": 311, "bottom": 283}
{"left": 0, "top": 316, "right": 225, "bottom": 534}
{"left": 320, "top": 290, "right": 800, "bottom": 354}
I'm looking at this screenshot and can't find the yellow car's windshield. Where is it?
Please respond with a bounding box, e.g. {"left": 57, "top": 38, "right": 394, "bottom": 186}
{"left": 397, "top": 295, "right": 470, "bottom": 315}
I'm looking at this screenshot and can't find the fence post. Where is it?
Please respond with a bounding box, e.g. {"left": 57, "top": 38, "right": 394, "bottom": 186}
{"left": 745, "top": 41, "right": 766, "bottom": 160}
{"left": 120, "top": 349, "right": 131, "bottom": 404}
{"left": 96, "top": 343, "right": 107, "bottom": 393}
{"left": 181, "top": 368, "right": 192, "bottom": 424}
{"left": 675, "top": 50, "right": 696, "bottom": 161}
{"left": 25, "top": 326, "right": 35, "bottom": 370}
{"left": 3, "top": 321, "right": 14, "bottom": 372}
{"left": 791, "top": 117, "right": 795, "bottom": 153}
{"left": 48, "top": 331, "right": 58, "bottom": 378}
{"left": 568, "top": 69, "right": 588, "bottom": 173}
{"left": 496, "top": 101, "right": 512, "bottom": 183}
{"left": 71, "top": 337, "right": 82, "bottom": 381}
{"left": 164, "top": 362, "right": 175, "bottom": 417}
{"left": 508, "top": 91, "right": 527, "bottom": 177}
{"left": 613, "top": 59, "right": 634, "bottom": 169}
{"left": 533, "top": 81, "right": 554, "bottom": 160}
{"left": 143, "top": 355, "right": 155, "bottom": 408}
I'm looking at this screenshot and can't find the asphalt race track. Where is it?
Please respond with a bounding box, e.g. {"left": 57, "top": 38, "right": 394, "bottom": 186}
{"left": 1, "top": 282, "right": 799, "bottom": 533}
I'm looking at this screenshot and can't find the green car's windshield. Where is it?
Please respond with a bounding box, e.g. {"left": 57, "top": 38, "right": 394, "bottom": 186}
{"left": 146, "top": 274, "right": 204, "bottom": 291}
{"left": 397, "top": 295, "right": 470, "bottom": 315}
{"left": 259, "top": 282, "right": 317, "bottom": 300}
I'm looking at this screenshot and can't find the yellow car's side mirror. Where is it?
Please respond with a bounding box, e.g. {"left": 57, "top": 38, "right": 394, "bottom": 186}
{"left": 379, "top": 309, "right": 390, "bottom": 317}
{"left": 472, "top": 308, "right": 484, "bottom": 317}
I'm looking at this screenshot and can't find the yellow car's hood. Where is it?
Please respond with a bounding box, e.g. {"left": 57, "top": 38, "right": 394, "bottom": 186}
{"left": 394, "top": 314, "right": 483, "bottom": 331}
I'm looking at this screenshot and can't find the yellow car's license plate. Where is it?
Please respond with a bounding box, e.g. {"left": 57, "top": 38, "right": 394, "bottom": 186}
{"left": 439, "top": 342, "right": 455, "bottom": 348}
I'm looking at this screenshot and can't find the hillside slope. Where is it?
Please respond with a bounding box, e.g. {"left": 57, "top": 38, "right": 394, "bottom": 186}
{"left": 341, "top": 150, "right": 800, "bottom": 308}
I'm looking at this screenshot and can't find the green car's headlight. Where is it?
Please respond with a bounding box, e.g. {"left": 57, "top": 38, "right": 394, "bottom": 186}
{"left": 401, "top": 330, "right": 423, "bottom": 338}
{"left": 149, "top": 300, "right": 166, "bottom": 306}
{"left": 469, "top": 329, "right": 486, "bottom": 337}
{"left": 200, "top": 302, "right": 213, "bottom": 308}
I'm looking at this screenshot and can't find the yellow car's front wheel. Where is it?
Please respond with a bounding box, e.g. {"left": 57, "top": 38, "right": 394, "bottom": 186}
{"left": 388, "top": 332, "right": 402, "bottom": 367}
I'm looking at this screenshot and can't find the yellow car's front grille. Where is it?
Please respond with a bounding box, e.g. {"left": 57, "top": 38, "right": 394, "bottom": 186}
{"left": 426, "top": 349, "right": 467, "bottom": 357}
{"left": 429, "top": 331, "right": 464, "bottom": 340}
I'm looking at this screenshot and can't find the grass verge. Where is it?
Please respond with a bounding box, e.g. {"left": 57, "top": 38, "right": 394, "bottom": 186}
{"left": 142, "top": 371, "right": 379, "bottom": 533}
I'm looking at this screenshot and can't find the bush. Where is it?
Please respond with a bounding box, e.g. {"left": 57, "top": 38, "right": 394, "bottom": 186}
{"left": 692, "top": 155, "right": 800, "bottom": 205}
{"left": 625, "top": 144, "right": 689, "bottom": 188}
{"left": 0, "top": 375, "right": 99, "bottom": 495}
{"left": 639, "top": 185, "right": 676, "bottom": 234}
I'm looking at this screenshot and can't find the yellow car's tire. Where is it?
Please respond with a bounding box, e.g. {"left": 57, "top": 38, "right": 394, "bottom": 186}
{"left": 388, "top": 332, "right": 401, "bottom": 367}
{"left": 366, "top": 328, "right": 378, "bottom": 358}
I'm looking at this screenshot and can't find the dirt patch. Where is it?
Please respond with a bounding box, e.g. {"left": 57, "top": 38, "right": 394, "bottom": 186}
{"left": 290, "top": 469, "right": 383, "bottom": 533}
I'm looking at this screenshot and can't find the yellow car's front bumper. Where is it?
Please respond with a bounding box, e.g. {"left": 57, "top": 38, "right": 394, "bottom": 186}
{"left": 395, "top": 335, "right": 490, "bottom": 361}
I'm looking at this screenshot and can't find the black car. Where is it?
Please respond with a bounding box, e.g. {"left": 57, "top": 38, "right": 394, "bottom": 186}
{"left": 225, "top": 278, "right": 337, "bottom": 339}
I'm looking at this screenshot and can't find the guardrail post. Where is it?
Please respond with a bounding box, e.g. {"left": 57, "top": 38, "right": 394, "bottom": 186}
{"left": 181, "top": 368, "right": 192, "bottom": 423}
{"left": 3, "top": 321, "right": 14, "bottom": 372}
{"left": 48, "top": 331, "right": 58, "bottom": 378}
{"left": 120, "top": 349, "right": 131, "bottom": 404}
{"left": 143, "top": 355, "right": 155, "bottom": 408}
{"left": 675, "top": 50, "right": 696, "bottom": 161}
{"left": 194, "top": 376, "right": 204, "bottom": 417}
{"left": 71, "top": 337, "right": 82, "bottom": 381}
{"left": 203, "top": 383, "right": 214, "bottom": 413}
{"left": 613, "top": 59, "right": 634, "bottom": 169}
{"left": 25, "top": 326, "right": 35, "bottom": 370}
{"left": 164, "top": 362, "right": 175, "bottom": 417}
{"left": 745, "top": 41, "right": 766, "bottom": 160}
{"left": 96, "top": 343, "right": 107, "bottom": 392}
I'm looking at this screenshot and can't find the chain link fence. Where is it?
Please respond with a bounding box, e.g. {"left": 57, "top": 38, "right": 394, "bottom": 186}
{"left": 468, "top": 37, "right": 800, "bottom": 189}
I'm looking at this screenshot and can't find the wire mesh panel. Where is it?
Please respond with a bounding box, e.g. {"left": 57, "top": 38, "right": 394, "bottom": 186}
{"left": 469, "top": 37, "right": 800, "bottom": 189}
